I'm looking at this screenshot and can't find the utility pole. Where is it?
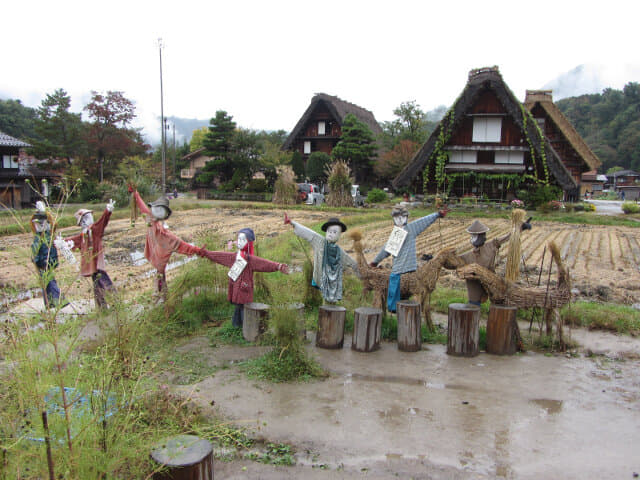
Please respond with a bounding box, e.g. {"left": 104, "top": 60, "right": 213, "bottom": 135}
{"left": 172, "top": 123, "right": 176, "bottom": 180}
{"left": 158, "top": 38, "right": 166, "bottom": 195}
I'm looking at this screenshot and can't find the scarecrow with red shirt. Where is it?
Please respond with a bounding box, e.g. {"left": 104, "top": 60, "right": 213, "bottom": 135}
{"left": 58, "top": 200, "right": 116, "bottom": 308}
{"left": 130, "top": 187, "right": 202, "bottom": 300}
{"left": 199, "top": 228, "right": 289, "bottom": 328}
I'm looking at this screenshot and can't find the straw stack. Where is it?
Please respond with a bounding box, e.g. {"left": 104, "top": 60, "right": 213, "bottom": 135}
{"left": 505, "top": 208, "right": 526, "bottom": 282}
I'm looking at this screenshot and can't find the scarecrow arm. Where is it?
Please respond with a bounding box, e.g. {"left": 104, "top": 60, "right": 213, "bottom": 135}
{"left": 408, "top": 212, "right": 440, "bottom": 236}
{"left": 292, "top": 221, "right": 322, "bottom": 244}
{"left": 200, "top": 249, "right": 235, "bottom": 267}
{"left": 92, "top": 209, "right": 112, "bottom": 237}
{"left": 133, "top": 190, "right": 151, "bottom": 216}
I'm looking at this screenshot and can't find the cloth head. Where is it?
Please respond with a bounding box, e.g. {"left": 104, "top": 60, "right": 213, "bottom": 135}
{"left": 391, "top": 205, "right": 409, "bottom": 217}
{"left": 147, "top": 196, "right": 172, "bottom": 217}
{"left": 321, "top": 217, "right": 347, "bottom": 232}
{"left": 466, "top": 220, "right": 490, "bottom": 234}
{"left": 74, "top": 208, "right": 93, "bottom": 225}
{"left": 237, "top": 228, "right": 256, "bottom": 242}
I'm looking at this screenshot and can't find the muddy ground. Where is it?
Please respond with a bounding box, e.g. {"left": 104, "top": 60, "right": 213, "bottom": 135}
{"left": 2, "top": 204, "right": 640, "bottom": 478}
{"left": 2, "top": 203, "right": 640, "bottom": 306}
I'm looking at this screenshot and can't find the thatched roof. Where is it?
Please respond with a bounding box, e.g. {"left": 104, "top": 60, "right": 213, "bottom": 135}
{"left": 282, "top": 93, "right": 382, "bottom": 150}
{"left": 524, "top": 90, "right": 601, "bottom": 171}
{"left": 0, "top": 131, "right": 31, "bottom": 148}
{"left": 392, "top": 67, "right": 576, "bottom": 191}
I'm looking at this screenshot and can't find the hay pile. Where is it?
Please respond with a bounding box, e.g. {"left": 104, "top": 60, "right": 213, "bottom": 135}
{"left": 505, "top": 208, "right": 526, "bottom": 282}
{"left": 325, "top": 161, "right": 353, "bottom": 207}
{"left": 273, "top": 166, "right": 297, "bottom": 205}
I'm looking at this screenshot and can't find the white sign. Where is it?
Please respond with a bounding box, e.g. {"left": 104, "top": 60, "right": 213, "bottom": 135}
{"left": 228, "top": 253, "right": 248, "bottom": 281}
{"left": 384, "top": 226, "right": 408, "bottom": 257}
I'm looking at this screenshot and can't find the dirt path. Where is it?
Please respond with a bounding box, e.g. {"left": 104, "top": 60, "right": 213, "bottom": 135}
{"left": 177, "top": 314, "right": 640, "bottom": 479}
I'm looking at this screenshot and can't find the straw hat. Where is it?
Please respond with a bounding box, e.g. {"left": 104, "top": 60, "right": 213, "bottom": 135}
{"left": 466, "top": 220, "right": 490, "bottom": 234}
{"left": 74, "top": 208, "right": 93, "bottom": 225}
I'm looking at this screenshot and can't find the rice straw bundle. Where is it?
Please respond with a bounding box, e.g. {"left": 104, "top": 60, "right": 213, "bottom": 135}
{"left": 505, "top": 208, "right": 526, "bottom": 282}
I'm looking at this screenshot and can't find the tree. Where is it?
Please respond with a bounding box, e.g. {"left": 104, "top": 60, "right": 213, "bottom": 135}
{"left": 606, "top": 166, "right": 624, "bottom": 175}
{"left": 305, "top": 152, "right": 331, "bottom": 184}
{"left": 30, "top": 89, "right": 85, "bottom": 165}
{"left": 380, "top": 100, "right": 438, "bottom": 151}
{"left": 259, "top": 140, "right": 292, "bottom": 186}
{"left": 199, "top": 110, "right": 237, "bottom": 185}
{"left": 331, "top": 113, "right": 377, "bottom": 183}
{"left": 291, "top": 151, "right": 305, "bottom": 181}
{"left": 189, "top": 126, "right": 208, "bottom": 152}
{"left": 0, "top": 98, "right": 37, "bottom": 140}
{"left": 375, "top": 139, "right": 420, "bottom": 181}
{"left": 84, "top": 91, "right": 147, "bottom": 182}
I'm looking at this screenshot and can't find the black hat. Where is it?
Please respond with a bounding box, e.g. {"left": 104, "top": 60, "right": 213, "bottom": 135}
{"left": 147, "top": 196, "right": 172, "bottom": 217}
{"left": 321, "top": 217, "right": 347, "bottom": 232}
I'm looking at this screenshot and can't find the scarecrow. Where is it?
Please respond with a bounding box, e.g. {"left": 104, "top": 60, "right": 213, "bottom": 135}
{"left": 30, "top": 201, "right": 65, "bottom": 308}
{"left": 199, "top": 228, "right": 289, "bottom": 328}
{"left": 369, "top": 205, "right": 448, "bottom": 312}
{"left": 57, "top": 200, "right": 116, "bottom": 308}
{"left": 458, "top": 219, "right": 531, "bottom": 306}
{"left": 130, "top": 187, "right": 202, "bottom": 300}
{"left": 284, "top": 213, "right": 359, "bottom": 304}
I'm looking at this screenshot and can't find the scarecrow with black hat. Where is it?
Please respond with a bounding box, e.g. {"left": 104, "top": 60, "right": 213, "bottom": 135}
{"left": 130, "top": 187, "right": 202, "bottom": 300}
{"left": 199, "top": 227, "right": 289, "bottom": 328}
{"left": 370, "top": 205, "right": 448, "bottom": 312}
{"left": 284, "top": 213, "right": 359, "bottom": 303}
{"left": 30, "top": 201, "right": 65, "bottom": 308}
{"left": 56, "top": 200, "right": 116, "bottom": 308}
{"left": 458, "top": 218, "right": 530, "bottom": 305}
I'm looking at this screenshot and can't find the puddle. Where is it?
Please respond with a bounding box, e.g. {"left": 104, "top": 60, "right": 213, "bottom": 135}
{"left": 130, "top": 250, "right": 146, "bottom": 266}
{"left": 344, "top": 373, "right": 466, "bottom": 390}
{"left": 530, "top": 398, "right": 563, "bottom": 414}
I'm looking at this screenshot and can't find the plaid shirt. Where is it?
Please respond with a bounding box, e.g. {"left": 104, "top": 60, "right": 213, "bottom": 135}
{"left": 373, "top": 212, "right": 440, "bottom": 274}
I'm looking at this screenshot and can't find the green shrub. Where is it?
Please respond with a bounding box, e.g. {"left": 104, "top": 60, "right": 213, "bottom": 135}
{"left": 247, "top": 178, "right": 268, "bottom": 193}
{"left": 622, "top": 201, "right": 640, "bottom": 214}
{"left": 366, "top": 188, "right": 387, "bottom": 203}
{"left": 517, "top": 184, "right": 562, "bottom": 209}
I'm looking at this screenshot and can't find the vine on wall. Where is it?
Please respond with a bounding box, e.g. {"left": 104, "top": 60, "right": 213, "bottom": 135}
{"left": 520, "top": 104, "right": 549, "bottom": 184}
{"left": 423, "top": 108, "right": 456, "bottom": 192}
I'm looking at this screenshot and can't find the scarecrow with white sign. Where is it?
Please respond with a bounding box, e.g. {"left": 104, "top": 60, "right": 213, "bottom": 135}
{"left": 56, "top": 200, "right": 116, "bottom": 308}
{"left": 370, "top": 205, "right": 448, "bottom": 312}
{"left": 285, "top": 213, "right": 359, "bottom": 304}
{"left": 199, "top": 228, "right": 289, "bottom": 327}
{"left": 130, "top": 187, "right": 202, "bottom": 300}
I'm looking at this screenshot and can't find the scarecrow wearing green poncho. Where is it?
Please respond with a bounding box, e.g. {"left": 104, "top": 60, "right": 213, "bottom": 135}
{"left": 285, "top": 213, "right": 359, "bottom": 303}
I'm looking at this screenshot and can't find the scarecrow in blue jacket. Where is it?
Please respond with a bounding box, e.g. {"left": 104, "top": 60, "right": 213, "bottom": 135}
{"left": 370, "top": 204, "right": 448, "bottom": 312}
{"left": 30, "top": 201, "right": 65, "bottom": 308}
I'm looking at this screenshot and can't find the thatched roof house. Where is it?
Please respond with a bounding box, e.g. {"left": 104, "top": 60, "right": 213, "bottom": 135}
{"left": 281, "top": 93, "right": 382, "bottom": 158}
{"left": 524, "top": 90, "right": 601, "bottom": 193}
{"left": 393, "top": 67, "right": 577, "bottom": 200}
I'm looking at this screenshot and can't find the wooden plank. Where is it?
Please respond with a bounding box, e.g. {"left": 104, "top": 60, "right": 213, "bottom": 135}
{"left": 397, "top": 301, "right": 421, "bottom": 352}
{"left": 316, "top": 305, "right": 346, "bottom": 349}
{"left": 447, "top": 303, "right": 480, "bottom": 357}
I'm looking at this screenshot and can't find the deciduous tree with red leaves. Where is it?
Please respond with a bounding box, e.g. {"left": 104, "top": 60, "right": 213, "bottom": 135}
{"left": 84, "top": 91, "right": 147, "bottom": 182}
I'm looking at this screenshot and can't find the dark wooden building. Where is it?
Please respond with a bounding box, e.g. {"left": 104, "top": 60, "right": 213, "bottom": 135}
{"left": 0, "top": 131, "right": 59, "bottom": 209}
{"left": 282, "top": 92, "right": 382, "bottom": 165}
{"left": 393, "top": 67, "right": 577, "bottom": 201}
{"left": 524, "top": 90, "right": 601, "bottom": 199}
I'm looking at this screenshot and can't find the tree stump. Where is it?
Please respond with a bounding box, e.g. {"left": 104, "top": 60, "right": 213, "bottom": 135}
{"left": 352, "top": 307, "right": 383, "bottom": 352}
{"left": 447, "top": 303, "right": 480, "bottom": 357}
{"left": 243, "top": 302, "right": 269, "bottom": 342}
{"left": 288, "top": 302, "right": 306, "bottom": 340}
{"left": 151, "top": 434, "right": 214, "bottom": 480}
{"left": 316, "top": 305, "right": 346, "bottom": 349}
{"left": 486, "top": 305, "right": 518, "bottom": 355}
{"left": 397, "top": 301, "right": 422, "bottom": 352}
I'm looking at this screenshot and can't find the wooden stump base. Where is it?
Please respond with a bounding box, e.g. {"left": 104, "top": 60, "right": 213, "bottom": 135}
{"left": 447, "top": 303, "right": 480, "bottom": 357}
{"left": 316, "top": 305, "right": 346, "bottom": 349}
{"left": 243, "top": 302, "right": 269, "bottom": 342}
{"left": 352, "top": 307, "right": 383, "bottom": 352}
{"left": 397, "top": 301, "right": 422, "bottom": 352}
{"left": 151, "top": 434, "right": 214, "bottom": 479}
{"left": 486, "top": 305, "right": 518, "bottom": 355}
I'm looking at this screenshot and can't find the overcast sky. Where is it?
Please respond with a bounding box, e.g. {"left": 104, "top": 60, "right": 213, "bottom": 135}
{"left": 2, "top": 0, "right": 638, "bottom": 144}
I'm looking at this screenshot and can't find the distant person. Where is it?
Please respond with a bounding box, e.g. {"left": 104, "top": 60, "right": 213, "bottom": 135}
{"left": 621, "top": 190, "right": 625, "bottom": 201}
{"left": 173, "top": 188, "right": 178, "bottom": 199}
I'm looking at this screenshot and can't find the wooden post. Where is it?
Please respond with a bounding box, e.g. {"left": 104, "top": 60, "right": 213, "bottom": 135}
{"left": 288, "top": 302, "right": 306, "bottom": 340}
{"left": 352, "top": 307, "right": 383, "bottom": 352}
{"left": 486, "top": 305, "right": 518, "bottom": 355}
{"left": 316, "top": 305, "right": 346, "bottom": 349}
{"left": 447, "top": 303, "right": 480, "bottom": 357}
{"left": 397, "top": 301, "right": 422, "bottom": 352}
{"left": 151, "top": 434, "right": 214, "bottom": 480}
{"left": 243, "top": 302, "right": 269, "bottom": 342}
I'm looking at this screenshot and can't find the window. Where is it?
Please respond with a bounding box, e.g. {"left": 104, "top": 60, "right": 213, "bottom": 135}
{"left": 303, "top": 141, "right": 311, "bottom": 154}
{"left": 318, "top": 121, "right": 326, "bottom": 135}
{"left": 495, "top": 151, "right": 524, "bottom": 164}
{"left": 450, "top": 151, "right": 477, "bottom": 163}
{"left": 2, "top": 155, "right": 19, "bottom": 169}
{"left": 472, "top": 117, "right": 502, "bottom": 142}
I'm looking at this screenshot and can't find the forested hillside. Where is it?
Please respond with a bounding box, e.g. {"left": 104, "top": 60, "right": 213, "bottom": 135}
{"left": 556, "top": 82, "right": 640, "bottom": 173}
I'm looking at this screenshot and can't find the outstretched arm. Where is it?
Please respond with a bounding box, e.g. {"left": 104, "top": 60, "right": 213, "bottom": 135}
{"left": 132, "top": 190, "right": 151, "bottom": 216}
{"left": 199, "top": 249, "right": 236, "bottom": 267}
{"left": 250, "top": 255, "right": 289, "bottom": 274}
{"left": 496, "top": 232, "right": 511, "bottom": 246}
{"left": 408, "top": 211, "right": 441, "bottom": 236}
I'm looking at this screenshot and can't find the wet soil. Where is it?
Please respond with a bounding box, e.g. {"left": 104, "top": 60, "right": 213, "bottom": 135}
{"left": 177, "top": 315, "right": 640, "bottom": 479}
